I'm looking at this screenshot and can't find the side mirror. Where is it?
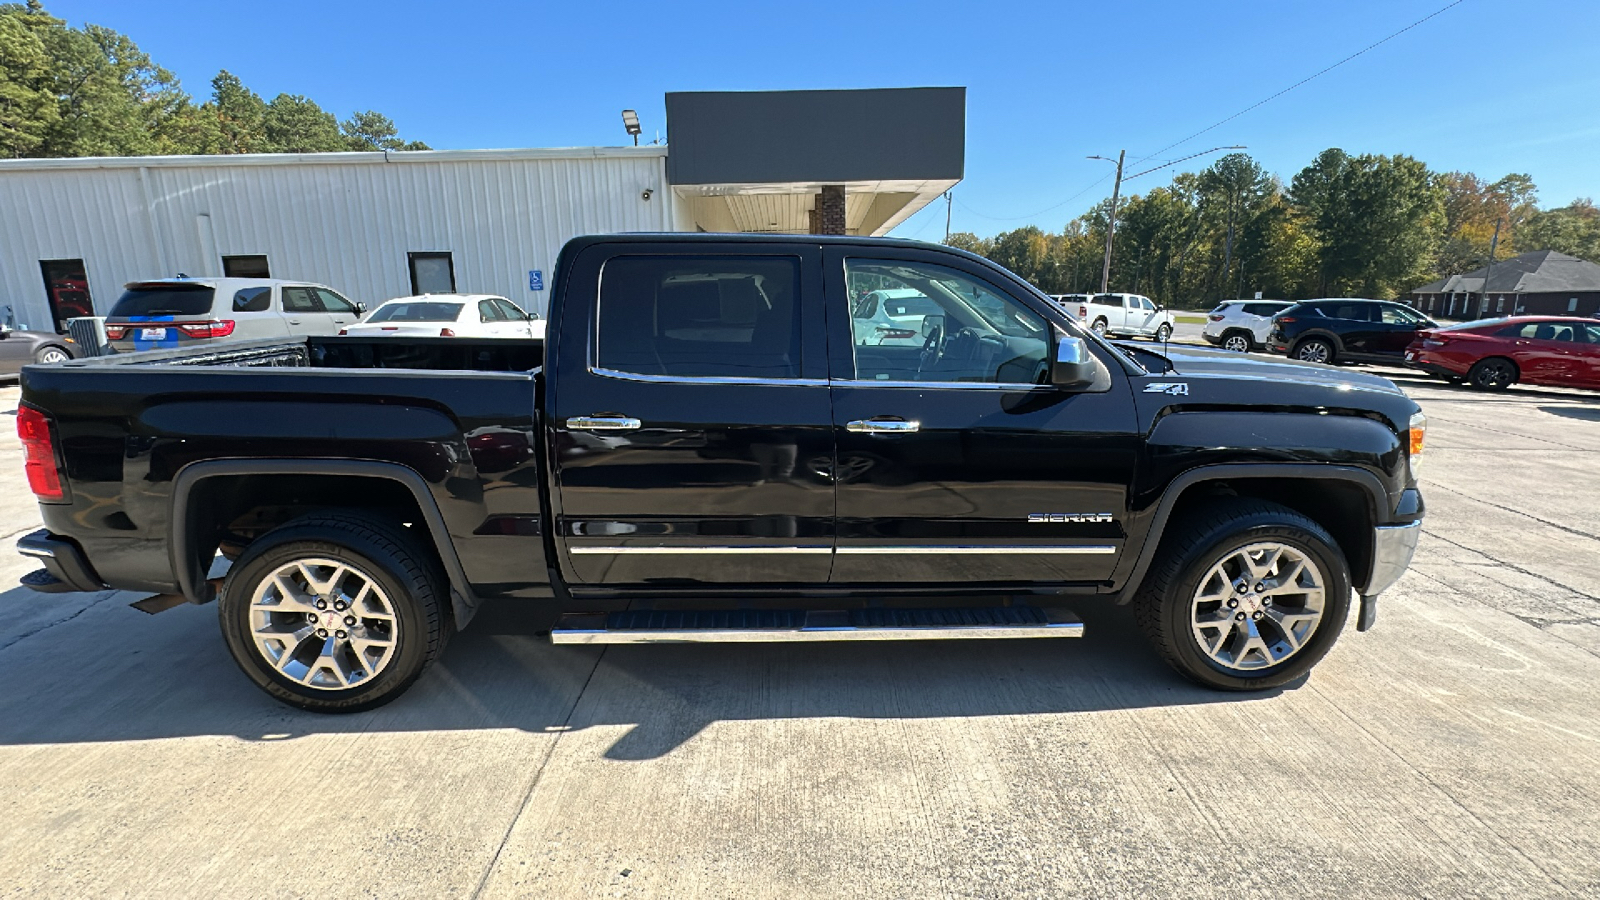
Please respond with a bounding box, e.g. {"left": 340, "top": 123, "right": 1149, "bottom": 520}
{"left": 1050, "top": 334, "right": 1100, "bottom": 390}
{"left": 354, "top": 302, "right": 368, "bottom": 315}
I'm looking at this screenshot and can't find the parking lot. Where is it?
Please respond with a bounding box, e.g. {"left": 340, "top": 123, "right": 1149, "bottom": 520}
{"left": 2, "top": 365, "right": 1598, "bottom": 898}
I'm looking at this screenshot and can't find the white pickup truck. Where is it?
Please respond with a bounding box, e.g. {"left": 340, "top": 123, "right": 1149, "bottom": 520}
{"left": 1055, "top": 293, "right": 1175, "bottom": 341}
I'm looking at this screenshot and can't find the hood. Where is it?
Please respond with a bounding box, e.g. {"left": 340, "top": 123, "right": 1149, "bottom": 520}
{"left": 1125, "top": 341, "right": 1405, "bottom": 395}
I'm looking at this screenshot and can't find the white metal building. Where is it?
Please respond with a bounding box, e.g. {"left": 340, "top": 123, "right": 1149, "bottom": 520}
{"left": 0, "top": 88, "right": 965, "bottom": 332}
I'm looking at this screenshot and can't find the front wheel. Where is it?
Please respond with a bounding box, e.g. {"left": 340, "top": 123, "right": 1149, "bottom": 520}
{"left": 35, "top": 345, "right": 70, "bottom": 364}
{"left": 219, "top": 512, "right": 450, "bottom": 712}
{"left": 1152, "top": 323, "right": 1173, "bottom": 342}
{"left": 1467, "top": 357, "right": 1517, "bottom": 390}
{"left": 1134, "top": 499, "right": 1351, "bottom": 691}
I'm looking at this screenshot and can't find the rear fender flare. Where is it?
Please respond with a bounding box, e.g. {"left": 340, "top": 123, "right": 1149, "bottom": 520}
{"left": 169, "top": 458, "right": 480, "bottom": 628}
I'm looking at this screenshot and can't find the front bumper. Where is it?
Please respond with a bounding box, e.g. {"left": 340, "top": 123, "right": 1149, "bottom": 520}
{"left": 17, "top": 529, "right": 105, "bottom": 593}
{"left": 1356, "top": 519, "right": 1421, "bottom": 631}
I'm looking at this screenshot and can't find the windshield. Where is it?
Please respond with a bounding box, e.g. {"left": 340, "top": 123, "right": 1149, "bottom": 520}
{"left": 108, "top": 284, "right": 215, "bottom": 318}
{"left": 367, "top": 301, "right": 463, "bottom": 323}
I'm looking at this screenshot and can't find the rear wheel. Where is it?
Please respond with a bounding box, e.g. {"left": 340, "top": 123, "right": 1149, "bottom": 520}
{"left": 1091, "top": 318, "right": 1109, "bottom": 336}
{"left": 1467, "top": 357, "right": 1517, "bottom": 390}
{"left": 1293, "top": 337, "right": 1336, "bottom": 365}
{"left": 1221, "top": 331, "right": 1253, "bottom": 353}
{"left": 1134, "top": 499, "right": 1351, "bottom": 691}
{"left": 219, "top": 512, "right": 450, "bottom": 712}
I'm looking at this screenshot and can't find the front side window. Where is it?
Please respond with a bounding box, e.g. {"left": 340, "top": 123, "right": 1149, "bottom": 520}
{"left": 844, "top": 258, "right": 1049, "bottom": 385}
{"left": 598, "top": 256, "right": 801, "bottom": 379}
{"left": 1582, "top": 323, "right": 1600, "bottom": 343}
{"left": 282, "top": 286, "right": 320, "bottom": 313}
{"left": 493, "top": 298, "right": 528, "bottom": 320}
{"left": 1381, "top": 305, "right": 1423, "bottom": 325}
{"left": 315, "top": 289, "right": 356, "bottom": 314}
{"left": 478, "top": 298, "right": 503, "bottom": 322}
{"left": 1136, "top": 297, "right": 1155, "bottom": 311}
{"left": 1501, "top": 321, "right": 1578, "bottom": 342}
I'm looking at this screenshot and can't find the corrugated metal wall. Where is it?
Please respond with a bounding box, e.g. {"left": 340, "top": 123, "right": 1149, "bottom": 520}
{"left": 0, "top": 148, "right": 672, "bottom": 327}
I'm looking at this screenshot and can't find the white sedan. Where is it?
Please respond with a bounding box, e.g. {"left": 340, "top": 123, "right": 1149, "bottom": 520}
{"left": 341, "top": 294, "right": 546, "bottom": 339}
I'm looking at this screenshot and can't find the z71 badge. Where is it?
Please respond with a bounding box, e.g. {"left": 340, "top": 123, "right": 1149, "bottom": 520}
{"left": 1028, "top": 513, "right": 1115, "bottom": 524}
{"left": 1143, "top": 382, "right": 1190, "bottom": 395}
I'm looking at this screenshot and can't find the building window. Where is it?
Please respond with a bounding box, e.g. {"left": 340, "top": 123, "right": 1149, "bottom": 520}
{"left": 408, "top": 252, "right": 455, "bottom": 295}
{"left": 222, "top": 255, "right": 271, "bottom": 278}
{"left": 39, "top": 259, "right": 93, "bottom": 333}
{"left": 1497, "top": 296, "right": 1506, "bottom": 314}
{"left": 1570, "top": 298, "right": 1580, "bottom": 313}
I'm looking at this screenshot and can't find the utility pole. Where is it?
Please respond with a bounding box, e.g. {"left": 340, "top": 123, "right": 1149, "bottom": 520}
{"left": 1091, "top": 149, "right": 1126, "bottom": 293}
{"left": 1482, "top": 217, "right": 1502, "bottom": 317}
{"left": 944, "top": 191, "right": 952, "bottom": 243}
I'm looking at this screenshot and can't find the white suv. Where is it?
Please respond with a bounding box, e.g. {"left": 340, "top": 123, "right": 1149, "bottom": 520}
{"left": 1074, "top": 293, "right": 1175, "bottom": 341}
{"left": 1201, "top": 300, "right": 1293, "bottom": 352}
{"left": 104, "top": 278, "right": 362, "bottom": 353}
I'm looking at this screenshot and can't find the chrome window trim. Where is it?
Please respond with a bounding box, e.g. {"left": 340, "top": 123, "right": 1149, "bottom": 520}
{"left": 831, "top": 378, "right": 1052, "bottom": 391}
{"left": 837, "top": 546, "right": 1117, "bottom": 555}
{"left": 589, "top": 366, "right": 828, "bottom": 387}
{"left": 571, "top": 545, "right": 834, "bottom": 555}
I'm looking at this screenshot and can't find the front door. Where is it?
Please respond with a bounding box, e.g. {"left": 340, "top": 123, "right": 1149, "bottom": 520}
{"left": 548, "top": 242, "right": 835, "bottom": 585}
{"left": 826, "top": 247, "right": 1139, "bottom": 586}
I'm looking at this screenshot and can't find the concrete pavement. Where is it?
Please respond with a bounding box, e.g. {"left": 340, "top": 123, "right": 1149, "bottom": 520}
{"left": 2, "top": 375, "right": 1598, "bottom": 898}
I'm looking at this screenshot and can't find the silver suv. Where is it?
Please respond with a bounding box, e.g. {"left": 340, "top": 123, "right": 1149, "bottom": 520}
{"left": 104, "top": 278, "right": 363, "bottom": 353}
{"left": 1202, "top": 299, "right": 1293, "bottom": 352}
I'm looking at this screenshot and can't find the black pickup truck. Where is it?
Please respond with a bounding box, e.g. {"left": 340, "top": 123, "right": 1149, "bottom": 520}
{"left": 16, "top": 234, "right": 1425, "bottom": 711}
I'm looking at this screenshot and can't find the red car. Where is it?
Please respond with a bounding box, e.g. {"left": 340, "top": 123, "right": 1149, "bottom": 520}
{"left": 1405, "top": 316, "right": 1600, "bottom": 391}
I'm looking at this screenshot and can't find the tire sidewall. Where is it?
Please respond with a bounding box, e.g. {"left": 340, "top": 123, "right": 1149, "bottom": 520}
{"left": 220, "top": 528, "right": 435, "bottom": 712}
{"left": 1295, "top": 337, "right": 1333, "bottom": 364}
{"left": 1160, "top": 519, "right": 1351, "bottom": 690}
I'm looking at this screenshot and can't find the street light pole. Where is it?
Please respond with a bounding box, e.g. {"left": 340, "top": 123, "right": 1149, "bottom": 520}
{"left": 1090, "top": 150, "right": 1125, "bottom": 294}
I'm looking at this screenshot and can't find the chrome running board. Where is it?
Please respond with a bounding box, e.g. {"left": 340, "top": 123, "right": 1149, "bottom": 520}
{"left": 550, "top": 607, "right": 1084, "bottom": 644}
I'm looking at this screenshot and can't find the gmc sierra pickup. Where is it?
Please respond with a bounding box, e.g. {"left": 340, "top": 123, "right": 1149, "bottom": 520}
{"left": 16, "top": 235, "right": 1425, "bottom": 712}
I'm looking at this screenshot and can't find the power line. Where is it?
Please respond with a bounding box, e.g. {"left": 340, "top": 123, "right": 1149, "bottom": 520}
{"left": 953, "top": 173, "right": 1113, "bottom": 222}
{"left": 1128, "top": 0, "right": 1467, "bottom": 168}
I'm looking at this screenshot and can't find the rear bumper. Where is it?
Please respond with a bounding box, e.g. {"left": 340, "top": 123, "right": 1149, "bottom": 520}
{"left": 17, "top": 530, "right": 105, "bottom": 592}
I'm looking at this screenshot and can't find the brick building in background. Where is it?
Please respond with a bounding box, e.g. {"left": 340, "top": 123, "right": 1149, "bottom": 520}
{"left": 1409, "top": 250, "right": 1600, "bottom": 320}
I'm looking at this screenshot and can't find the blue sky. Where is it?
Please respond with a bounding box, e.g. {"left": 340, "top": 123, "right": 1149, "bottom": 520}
{"left": 44, "top": 0, "right": 1600, "bottom": 239}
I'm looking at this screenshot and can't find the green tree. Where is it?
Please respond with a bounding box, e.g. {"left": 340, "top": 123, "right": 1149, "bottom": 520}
{"left": 0, "top": 8, "right": 56, "bottom": 156}
{"left": 1520, "top": 199, "right": 1600, "bottom": 261}
{"left": 263, "top": 93, "right": 344, "bottom": 153}
{"left": 208, "top": 70, "right": 269, "bottom": 153}
{"left": 1291, "top": 149, "right": 1443, "bottom": 297}
{"left": 340, "top": 109, "right": 428, "bottom": 151}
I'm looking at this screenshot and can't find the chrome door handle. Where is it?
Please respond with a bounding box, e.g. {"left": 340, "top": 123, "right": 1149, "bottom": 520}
{"left": 847, "top": 418, "right": 920, "bottom": 434}
{"left": 566, "top": 416, "right": 641, "bottom": 431}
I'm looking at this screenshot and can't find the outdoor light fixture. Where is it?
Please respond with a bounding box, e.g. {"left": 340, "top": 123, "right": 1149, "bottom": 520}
{"left": 621, "top": 109, "right": 641, "bottom": 145}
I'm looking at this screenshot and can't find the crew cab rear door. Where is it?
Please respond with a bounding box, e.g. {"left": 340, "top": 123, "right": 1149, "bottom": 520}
{"left": 546, "top": 241, "right": 836, "bottom": 585}
{"left": 823, "top": 245, "right": 1139, "bottom": 585}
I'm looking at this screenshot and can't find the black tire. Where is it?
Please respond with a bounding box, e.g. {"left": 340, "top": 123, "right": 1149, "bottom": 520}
{"left": 1467, "top": 357, "right": 1517, "bottom": 391}
{"left": 1152, "top": 323, "right": 1173, "bottom": 342}
{"left": 1293, "top": 337, "right": 1336, "bottom": 365}
{"left": 219, "top": 512, "right": 450, "bottom": 713}
{"left": 34, "top": 344, "right": 71, "bottom": 364}
{"left": 1091, "top": 318, "right": 1109, "bottom": 335}
{"left": 1133, "top": 498, "right": 1351, "bottom": 691}
{"left": 1221, "top": 330, "right": 1253, "bottom": 353}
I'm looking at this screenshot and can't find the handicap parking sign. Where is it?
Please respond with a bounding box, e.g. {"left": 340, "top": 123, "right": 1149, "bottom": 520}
{"left": 529, "top": 269, "right": 544, "bottom": 291}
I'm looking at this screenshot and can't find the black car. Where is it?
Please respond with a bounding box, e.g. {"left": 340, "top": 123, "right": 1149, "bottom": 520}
{"left": 1267, "top": 299, "right": 1437, "bottom": 365}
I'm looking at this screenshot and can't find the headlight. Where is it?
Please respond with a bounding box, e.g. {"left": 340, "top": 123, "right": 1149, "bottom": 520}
{"left": 1408, "top": 411, "right": 1427, "bottom": 477}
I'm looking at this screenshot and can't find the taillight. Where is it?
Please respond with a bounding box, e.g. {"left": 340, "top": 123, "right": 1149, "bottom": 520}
{"left": 1277, "top": 316, "right": 1297, "bottom": 324}
{"left": 17, "top": 404, "right": 66, "bottom": 502}
{"left": 1078, "top": 306, "right": 1087, "bottom": 318}
{"left": 175, "top": 320, "right": 236, "bottom": 339}
{"left": 1208, "top": 314, "right": 1225, "bottom": 322}
{"left": 337, "top": 328, "right": 348, "bottom": 335}
{"left": 440, "top": 328, "right": 456, "bottom": 337}
{"left": 104, "top": 325, "right": 128, "bottom": 341}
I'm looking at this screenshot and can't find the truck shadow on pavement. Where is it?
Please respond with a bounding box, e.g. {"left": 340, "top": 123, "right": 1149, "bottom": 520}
{"left": 0, "top": 588, "right": 1284, "bottom": 759}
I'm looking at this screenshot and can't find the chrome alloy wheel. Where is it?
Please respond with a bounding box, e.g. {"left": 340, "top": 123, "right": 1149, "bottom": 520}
{"left": 1295, "top": 341, "right": 1331, "bottom": 364}
{"left": 37, "top": 347, "right": 70, "bottom": 364}
{"left": 1223, "top": 334, "right": 1251, "bottom": 353}
{"left": 1190, "top": 541, "right": 1325, "bottom": 671}
{"left": 249, "top": 557, "right": 398, "bottom": 690}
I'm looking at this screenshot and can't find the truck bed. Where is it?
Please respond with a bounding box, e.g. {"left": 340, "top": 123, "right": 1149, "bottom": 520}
{"left": 54, "top": 334, "right": 543, "bottom": 373}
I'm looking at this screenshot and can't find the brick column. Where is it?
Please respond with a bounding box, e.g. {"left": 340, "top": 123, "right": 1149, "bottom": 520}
{"left": 810, "top": 184, "right": 846, "bottom": 235}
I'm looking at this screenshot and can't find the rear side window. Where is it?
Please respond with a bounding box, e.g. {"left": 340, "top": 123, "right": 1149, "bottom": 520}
{"left": 369, "top": 301, "right": 463, "bottom": 323}
{"left": 598, "top": 256, "right": 801, "bottom": 379}
{"left": 1243, "top": 303, "right": 1284, "bottom": 316}
{"left": 1211, "top": 303, "right": 1235, "bottom": 314}
{"left": 233, "top": 287, "right": 271, "bottom": 312}
{"left": 109, "top": 284, "right": 215, "bottom": 318}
